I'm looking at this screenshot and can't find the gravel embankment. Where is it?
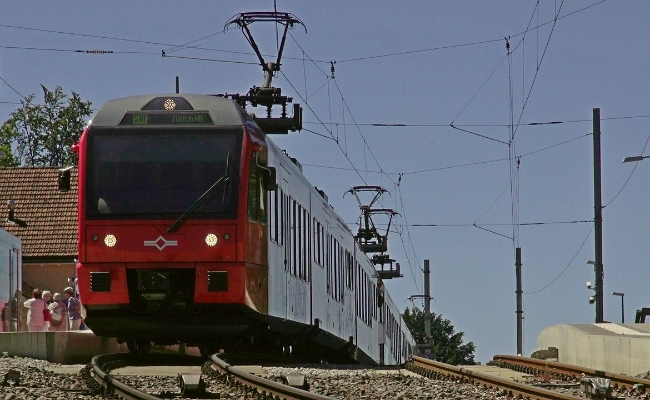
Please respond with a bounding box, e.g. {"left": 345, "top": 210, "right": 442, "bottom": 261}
{"left": 0, "top": 355, "right": 93, "bottom": 400}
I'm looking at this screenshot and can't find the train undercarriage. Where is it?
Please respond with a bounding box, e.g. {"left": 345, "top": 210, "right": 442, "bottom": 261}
{"left": 86, "top": 304, "right": 371, "bottom": 363}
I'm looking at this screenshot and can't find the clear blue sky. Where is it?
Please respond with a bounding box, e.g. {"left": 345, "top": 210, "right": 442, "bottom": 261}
{"left": 2, "top": 1, "right": 650, "bottom": 363}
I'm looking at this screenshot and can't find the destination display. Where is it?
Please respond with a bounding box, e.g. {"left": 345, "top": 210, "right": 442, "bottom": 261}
{"left": 119, "top": 111, "right": 214, "bottom": 125}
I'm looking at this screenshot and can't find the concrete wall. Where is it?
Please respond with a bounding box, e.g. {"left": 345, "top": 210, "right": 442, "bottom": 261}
{"left": 0, "top": 331, "right": 202, "bottom": 364}
{"left": 536, "top": 324, "right": 650, "bottom": 376}
{"left": 0, "top": 331, "right": 127, "bottom": 364}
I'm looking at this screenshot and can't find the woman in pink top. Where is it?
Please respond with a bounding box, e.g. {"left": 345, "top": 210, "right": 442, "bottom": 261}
{"left": 23, "top": 288, "right": 47, "bottom": 332}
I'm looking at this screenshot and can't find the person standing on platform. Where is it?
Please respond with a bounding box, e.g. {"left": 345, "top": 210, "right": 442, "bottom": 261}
{"left": 48, "top": 293, "right": 68, "bottom": 332}
{"left": 42, "top": 291, "right": 53, "bottom": 330}
{"left": 23, "top": 288, "right": 47, "bottom": 332}
{"left": 43, "top": 291, "right": 53, "bottom": 305}
{"left": 64, "top": 287, "right": 82, "bottom": 330}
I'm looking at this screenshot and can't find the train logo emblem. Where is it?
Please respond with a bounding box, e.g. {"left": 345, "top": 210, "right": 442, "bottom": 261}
{"left": 144, "top": 235, "right": 178, "bottom": 251}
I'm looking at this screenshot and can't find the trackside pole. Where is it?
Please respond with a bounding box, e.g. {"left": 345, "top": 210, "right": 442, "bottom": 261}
{"left": 423, "top": 259, "right": 432, "bottom": 355}
{"left": 411, "top": 259, "right": 433, "bottom": 358}
{"left": 515, "top": 247, "right": 523, "bottom": 356}
{"left": 593, "top": 108, "right": 604, "bottom": 324}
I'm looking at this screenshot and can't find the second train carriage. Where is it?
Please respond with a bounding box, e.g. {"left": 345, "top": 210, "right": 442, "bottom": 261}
{"left": 70, "top": 93, "right": 414, "bottom": 364}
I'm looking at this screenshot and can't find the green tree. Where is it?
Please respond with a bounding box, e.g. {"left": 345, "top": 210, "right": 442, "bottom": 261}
{"left": 403, "top": 306, "right": 476, "bottom": 365}
{"left": 0, "top": 85, "right": 92, "bottom": 167}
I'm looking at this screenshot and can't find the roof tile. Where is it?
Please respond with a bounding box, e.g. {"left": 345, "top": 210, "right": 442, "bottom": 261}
{"left": 0, "top": 167, "right": 77, "bottom": 259}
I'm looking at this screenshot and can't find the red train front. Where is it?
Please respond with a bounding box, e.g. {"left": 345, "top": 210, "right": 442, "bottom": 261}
{"left": 74, "top": 94, "right": 273, "bottom": 353}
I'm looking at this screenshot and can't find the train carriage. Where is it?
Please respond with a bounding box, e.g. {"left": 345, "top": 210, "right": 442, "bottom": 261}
{"left": 71, "top": 93, "right": 414, "bottom": 364}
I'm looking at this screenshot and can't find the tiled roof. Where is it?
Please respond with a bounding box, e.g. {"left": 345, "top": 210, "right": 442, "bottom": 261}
{"left": 0, "top": 167, "right": 77, "bottom": 259}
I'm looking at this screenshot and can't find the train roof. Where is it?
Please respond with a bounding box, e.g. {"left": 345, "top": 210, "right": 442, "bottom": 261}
{"left": 88, "top": 93, "right": 254, "bottom": 128}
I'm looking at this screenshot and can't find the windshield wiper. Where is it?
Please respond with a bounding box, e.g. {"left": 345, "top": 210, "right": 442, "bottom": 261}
{"left": 167, "top": 154, "right": 230, "bottom": 233}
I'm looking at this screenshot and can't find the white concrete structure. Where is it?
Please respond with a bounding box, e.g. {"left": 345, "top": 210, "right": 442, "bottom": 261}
{"left": 535, "top": 324, "right": 650, "bottom": 376}
{"left": 0, "top": 331, "right": 197, "bottom": 363}
{"left": 0, "top": 228, "right": 21, "bottom": 332}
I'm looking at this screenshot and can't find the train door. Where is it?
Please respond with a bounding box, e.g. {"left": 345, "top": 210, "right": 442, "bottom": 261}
{"left": 377, "top": 283, "right": 386, "bottom": 365}
{"left": 309, "top": 208, "right": 328, "bottom": 332}
{"left": 284, "top": 187, "right": 309, "bottom": 324}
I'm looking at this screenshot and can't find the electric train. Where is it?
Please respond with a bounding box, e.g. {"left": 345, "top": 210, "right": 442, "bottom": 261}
{"left": 71, "top": 93, "right": 414, "bottom": 364}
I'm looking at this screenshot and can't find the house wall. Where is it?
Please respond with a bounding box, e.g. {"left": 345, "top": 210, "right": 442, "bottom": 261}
{"left": 22, "top": 263, "right": 76, "bottom": 297}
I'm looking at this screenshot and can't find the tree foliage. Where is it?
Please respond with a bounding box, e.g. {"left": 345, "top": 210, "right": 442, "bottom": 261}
{"left": 403, "top": 306, "right": 476, "bottom": 365}
{"left": 0, "top": 85, "right": 92, "bottom": 167}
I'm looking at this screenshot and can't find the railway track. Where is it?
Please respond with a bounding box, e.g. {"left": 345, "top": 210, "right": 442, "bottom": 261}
{"left": 493, "top": 355, "right": 650, "bottom": 392}
{"left": 85, "top": 352, "right": 337, "bottom": 400}
{"left": 406, "top": 355, "right": 584, "bottom": 400}
{"left": 78, "top": 352, "right": 650, "bottom": 399}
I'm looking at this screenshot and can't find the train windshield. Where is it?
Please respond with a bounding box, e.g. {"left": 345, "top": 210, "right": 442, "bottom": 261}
{"left": 85, "top": 128, "right": 242, "bottom": 220}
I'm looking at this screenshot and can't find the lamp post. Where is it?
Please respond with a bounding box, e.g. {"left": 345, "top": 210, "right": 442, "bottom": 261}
{"left": 612, "top": 292, "right": 625, "bottom": 323}
{"left": 622, "top": 155, "right": 650, "bottom": 163}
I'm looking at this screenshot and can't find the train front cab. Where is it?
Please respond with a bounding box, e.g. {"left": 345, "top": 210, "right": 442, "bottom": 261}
{"left": 74, "top": 97, "right": 276, "bottom": 346}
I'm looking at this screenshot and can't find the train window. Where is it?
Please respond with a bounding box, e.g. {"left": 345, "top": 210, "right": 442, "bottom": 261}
{"left": 320, "top": 224, "right": 325, "bottom": 269}
{"left": 313, "top": 220, "right": 319, "bottom": 265}
{"left": 269, "top": 188, "right": 278, "bottom": 243}
{"left": 312, "top": 218, "right": 319, "bottom": 264}
{"left": 345, "top": 251, "right": 353, "bottom": 289}
{"left": 356, "top": 264, "right": 361, "bottom": 318}
{"left": 291, "top": 199, "right": 297, "bottom": 276}
{"left": 372, "top": 284, "right": 377, "bottom": 319}
{"left": 247, "top": 156, "right": 267, "bottom": 224}
{"left": 332, "top": 239, "right": 337, "bottom": 300}
{"left": 297, "top": 203, "right": 302, "bottom": 278}
{"left": 331, "top": 237, "right": 336, "bottom": 299}
{"left": 281, "top": 191, "right": 287, "bottom": 246}
{"left": 87, "top": 129, "right": 241, "bottom": 219}
{"left": 303, "top": 208, "right": 310, "bottom": 281}
{"left": 367, "top": 277, "right": 373, "bottom": 326}
{"left": 247, "top": 157, "right": 259, "bottom": 221}
{"left": 259, "top": 176, "right": 267, "bottom": 224}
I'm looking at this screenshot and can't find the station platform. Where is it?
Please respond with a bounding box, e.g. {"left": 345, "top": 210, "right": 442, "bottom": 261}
{"left": 0, "top": 331, "right": 199, "bottom": 364}
{"left": 534, "top": 323, "right": 650, "bottom": 376}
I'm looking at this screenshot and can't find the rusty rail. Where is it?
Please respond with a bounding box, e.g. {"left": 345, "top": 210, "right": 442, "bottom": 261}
{"left": 493, "top": 354, "right": 650, "bottom": 390}
{"left": 408, "top": 356, "right": 583, "bottom": 400}
{"left": 90, "top": 352, "right": 339, "bottom": 400}
{"left": 209, "top": 353, "right": 337, "bottom": 400}
{"left": 210, "top": 354, "right": 336, "bottom": 400}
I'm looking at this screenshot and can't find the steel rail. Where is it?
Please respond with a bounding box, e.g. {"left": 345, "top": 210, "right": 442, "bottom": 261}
{"left": 209, "top": 353, "right": 337, "bottom": 400}
{"left": 91, "top": 353, "right": 161, "bottom": 400}
{"left": 493, "top": 355, "right": 650, "bottom": 390}
{"left": 408, "top": 356, "right": 583, "bottom": 400}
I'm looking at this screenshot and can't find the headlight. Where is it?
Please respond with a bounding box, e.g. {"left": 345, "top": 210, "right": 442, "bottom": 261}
{"left": 205, "top": 233, "right": 218, "bottom": 246}
{"left": 104, "top": 234, "right": 117, "bottom": 247}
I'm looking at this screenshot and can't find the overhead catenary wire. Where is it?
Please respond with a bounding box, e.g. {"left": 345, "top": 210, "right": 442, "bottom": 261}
{"left": 525, "top": 224, "right": 595, "bottom": 294}
{"left": 329, "top": 1, "right": 606, "bottom": 64}
{"left": 0, "top": 0, "right": 607, "bottom": 74}
{"left": 283, "top": 35, "right": 423, "bottom": 289}
{"left": 278, "top": 70, "right": 366, "bottom": 185}
{"left": 410, "top": 220, "right": 593, "bottom": 227}
{"left": 301, "top": 132, "right": 591, "bottom": 176}
{"left": 0, "top": 75, "right": 27, "bottom": 101}
{"left": 304, "top": 113, "right": 650, "bottom": 128}
{"left": 510, "top": 0, "right": 565, "bottom": 145}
